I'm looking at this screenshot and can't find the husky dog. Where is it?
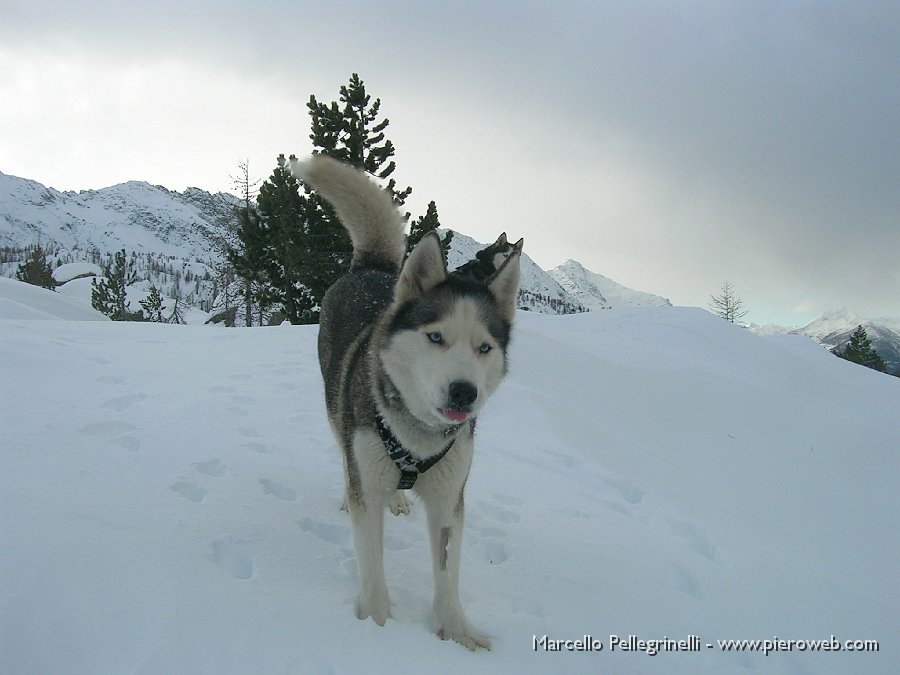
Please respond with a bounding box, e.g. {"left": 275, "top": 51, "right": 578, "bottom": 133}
{"left": 452, "top": 232, "right": 524, "bottom": 282}
{"left": 291, "top": 155, "right": 520, "bottom": 650}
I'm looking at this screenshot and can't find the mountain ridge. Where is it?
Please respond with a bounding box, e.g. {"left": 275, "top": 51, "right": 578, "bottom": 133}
{"left": 548, "top": 259, "right": 671, "bottom": 311}
{"left": 3, "top": 170, "right": 897, "bottom": 369}
{"left": 791, "top": 308, "right": 900, "bottom": 374}
{"left": 1, "top": 171, "right": 662, "bottom": 316}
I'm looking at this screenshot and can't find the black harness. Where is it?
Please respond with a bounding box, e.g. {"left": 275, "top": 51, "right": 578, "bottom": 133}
{"left": 375, "top": 412, "right": 458, "bottom": 489}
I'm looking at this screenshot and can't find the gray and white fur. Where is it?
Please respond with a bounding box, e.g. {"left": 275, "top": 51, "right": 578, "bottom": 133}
{"left": 290, "top": 155, "right": 521, "bottom": 650}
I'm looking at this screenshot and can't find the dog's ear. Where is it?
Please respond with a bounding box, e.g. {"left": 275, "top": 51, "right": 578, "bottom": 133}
{"left": 395, "top": 232, "right": 446, "bottom": 304}
{"left": 487, "top": 248, "right": 521, "bottom": 322}
{"left": 512, "top": 237, "right": 524, "bottom": 253}
{"left": 493, "top": 232, "right": 508, "bottom": 246}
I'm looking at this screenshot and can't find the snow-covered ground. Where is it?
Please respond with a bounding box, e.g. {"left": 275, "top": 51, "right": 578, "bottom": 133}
{"left": 2, "top": 281, "right": 898, "bottom": 674}
{"left": 0, "top": 276, "right": 108, "bottom": 321}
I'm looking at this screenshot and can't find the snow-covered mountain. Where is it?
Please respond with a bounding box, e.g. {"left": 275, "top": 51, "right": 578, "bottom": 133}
{"left": 791, "top": 308, "right": 900, "bottom": 374}
{"left": 745, "top": 322, "right": 794, "bottom": 337}
{"left": 442, "top": 231, "right": 586, "bottom": 314}
{"left": 0, "top": 171, "right": 239, "bottom": 256}
{"left": 1, "top": 171, "right": 667, "bottom": 317}
{"left": 549, "top": 259, "right": 671, "bottom": 311}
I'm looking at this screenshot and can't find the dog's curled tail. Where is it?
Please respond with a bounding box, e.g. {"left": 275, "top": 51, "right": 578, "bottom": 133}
{"left": 289, "top": 155, "right": 405, "bottom": 272}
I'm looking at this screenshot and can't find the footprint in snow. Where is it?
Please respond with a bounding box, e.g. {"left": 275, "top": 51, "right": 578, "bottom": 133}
{"left": 605, "top": 478, "right": 644, "bottom": 505}
{"left": 668, "top": 563, "right": 704, "bottom": 599}
{"left": 101, "top": 392, "right": 147, "bottom": 412}
{"left": 78, "top": 420, "right": 137, "bottom": 437}
{"left": 193, "top": 459, "right": 226, "bottom": 477}
{"left": 78, "top": 420, "right": 142, "bottom": 452}
{"left": 259, "top": 478, "right": 297, "bottom": 501}
{"left": 96, "top": 375, "right": 126, "bottom": 385}
{"left": 667, "top": 520, "right": 717, "bottom": 562}
{"left": 171, "top": 481, "right": 209, "bottom": 503}
{"left": 478, "top": 501, "right": 521, "bottom": 525}
{"left": 209, "top": 537, "right": 254, "bottom": 580}
{"left": 110, "top": 435, "right": 141, "bottom": 452}
{"left": 298, "top": 517, "right": 352, "bottom": 550}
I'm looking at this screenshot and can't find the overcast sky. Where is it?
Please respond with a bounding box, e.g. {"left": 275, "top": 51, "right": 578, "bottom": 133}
{"left": 2, "top": 1, "right": 898, "bottom": 325}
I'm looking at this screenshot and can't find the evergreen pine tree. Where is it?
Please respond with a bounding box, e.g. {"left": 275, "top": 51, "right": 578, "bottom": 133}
{"left": 232, "top": 159, "right": 263, "bottom": 326}
{"left": 406, "top": 201, "right": 453, "bottom": 264}
{"left": 308, "top": 73, "right": 412, "bottom": 205}
{"left": 229, "top": 203, "right": 275, "bottom": 324}
{"left": 836, "top": 325, "right": 887, "bottom": 372}
{"left": 16, "top": 244, "right": 56, "bottom": 290}
{"left": 299, "top": 73, "right": 415, "bottom": 310}
{"left": 241, "top": 74, "right": 446, "bottom": 324}
{"left": 92, "top": 249, "right": 140, "bottom": 320}
{"left": 253, "top": 154, "right": 317, "bottom": 324}
{"left": 139, "top": 285, "right": 164, "bottom": 322}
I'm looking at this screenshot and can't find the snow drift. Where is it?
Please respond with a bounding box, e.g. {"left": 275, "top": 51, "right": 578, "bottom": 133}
{"left": 1, "top": 302, "right": 897, "bottom": 674}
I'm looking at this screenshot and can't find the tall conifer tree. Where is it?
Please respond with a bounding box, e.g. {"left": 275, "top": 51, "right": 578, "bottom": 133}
{"left": 406, "top": 201, "right": 453, "bottom": 263}
{"left": 253, "top": 155, "right": 316, "bottom": 324}
{"left": 237, "top": 74, "right": 453, "bottom": 323}
{"left": 16, "top": 244, "right": 56, "bottom": 290}
{"left": 836, "top": 325, "right": 887, "bottom": 372}
{"left": 139, "top": 285, "right": 164, "bottom": 322}
{"left": 92, "top": 249, "right": 140, "bottom": 321}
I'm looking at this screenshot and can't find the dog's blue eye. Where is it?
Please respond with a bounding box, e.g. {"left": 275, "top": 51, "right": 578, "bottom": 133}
{"left": 479, "top": 343, "right": 492, "bottom": 354}
{"left": 427, "top": 331, "right": 443, "bottom": 345}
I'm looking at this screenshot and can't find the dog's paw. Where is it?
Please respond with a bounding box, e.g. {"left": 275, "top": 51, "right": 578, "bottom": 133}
{"left": 356, "top": 592, "right": 390, "bottom": 626}
{"left": 437, "top": 617, "right": 491, "bottom": 651}
{"left": 388, "top": 490, "right": 411, "bottom": 516}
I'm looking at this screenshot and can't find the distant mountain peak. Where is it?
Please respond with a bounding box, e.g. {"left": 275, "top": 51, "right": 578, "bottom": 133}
{"left": 792, "top": 307, "right": 900, "bottom": 374}
{"left": 548, "top": 259, "right": 671, "bottom": 311}
{"left": 0, "top": 171, "right": 241, "bottom": 256}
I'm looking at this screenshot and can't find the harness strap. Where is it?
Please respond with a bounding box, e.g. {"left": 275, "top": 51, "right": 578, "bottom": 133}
{"left": 375, "top": 413, "right": 457, "bottom": 489}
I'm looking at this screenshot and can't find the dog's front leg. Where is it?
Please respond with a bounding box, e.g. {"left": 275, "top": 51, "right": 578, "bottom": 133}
{"left": 346, "top": 433, "right": 392, "bottom": 625}
{"left": 421, "top": 478, "right": 491, "bottom": 650}
{"left": 347, "top": 496, "right": 390, "bottom": 625}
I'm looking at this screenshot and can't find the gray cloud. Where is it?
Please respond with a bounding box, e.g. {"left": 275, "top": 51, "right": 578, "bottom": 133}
{"left": 1, "top": 0, "right": 897, "bottom": 323}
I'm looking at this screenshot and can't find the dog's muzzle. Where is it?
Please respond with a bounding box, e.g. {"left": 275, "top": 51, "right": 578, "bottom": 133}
{"left": 447, "top": 380, "right": 478, "bottom": 410}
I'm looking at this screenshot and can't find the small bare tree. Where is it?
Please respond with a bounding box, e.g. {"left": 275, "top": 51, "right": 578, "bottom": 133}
{"left": 709, "top": 281, "right": 748, "bottom": 324}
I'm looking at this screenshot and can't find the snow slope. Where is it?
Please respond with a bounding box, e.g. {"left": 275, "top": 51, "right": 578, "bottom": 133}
{"left": 1, "top": 306, "right": 898, "bottom": 674}
{"left": 0, "top": 276, "right": 108, "bottom": 321}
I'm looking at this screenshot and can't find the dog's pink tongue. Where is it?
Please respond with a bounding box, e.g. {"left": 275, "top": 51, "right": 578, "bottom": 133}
{"left": 443, "top": 409, "right": 468, "bottom": 423}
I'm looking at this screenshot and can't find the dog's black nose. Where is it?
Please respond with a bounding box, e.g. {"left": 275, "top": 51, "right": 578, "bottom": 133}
{"left": 448, "top": 380, "right": 478, "bottom": 408}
